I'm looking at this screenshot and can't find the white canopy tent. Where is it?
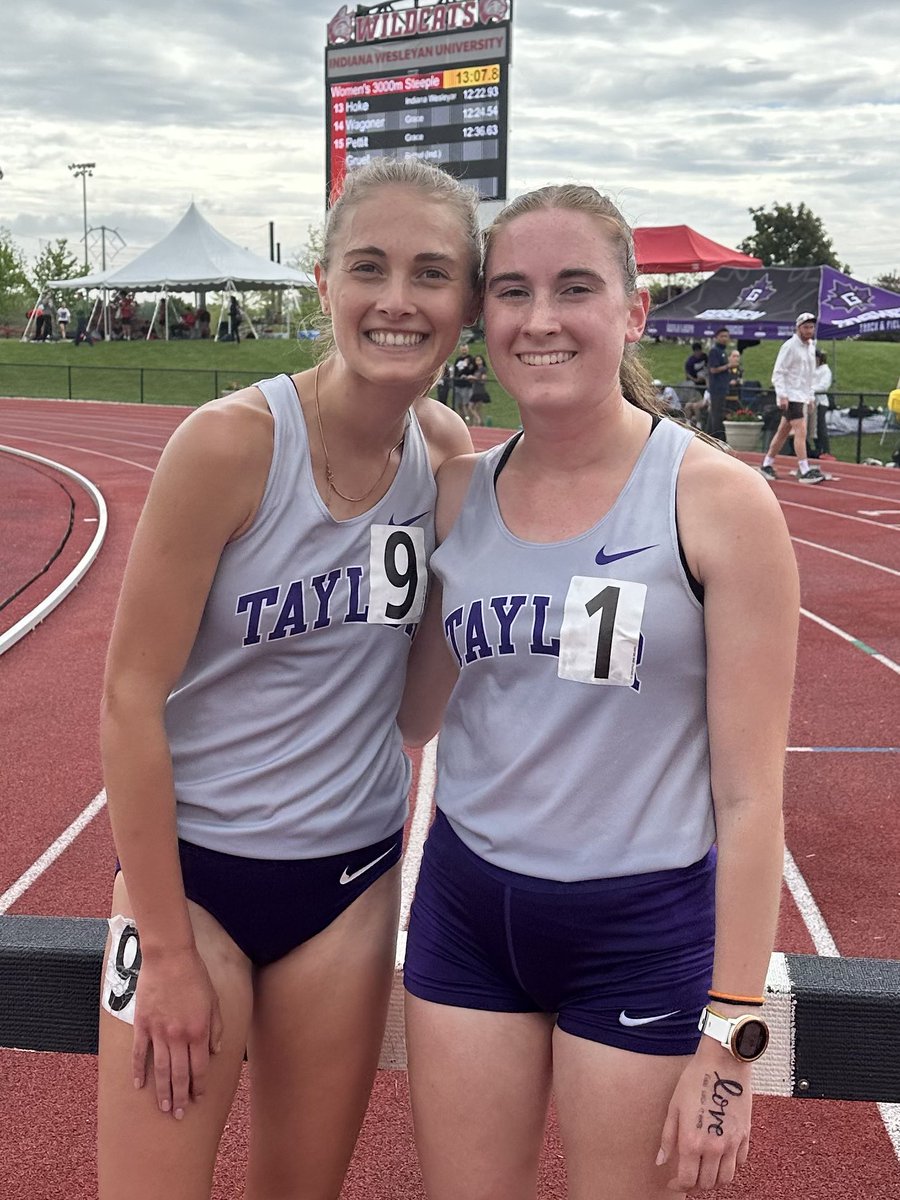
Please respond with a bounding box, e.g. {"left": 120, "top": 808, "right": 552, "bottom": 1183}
{"left": 39, "top": 202, "right": 315, "bottom": 341}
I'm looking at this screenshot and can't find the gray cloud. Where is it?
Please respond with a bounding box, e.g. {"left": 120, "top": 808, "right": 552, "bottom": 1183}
{"left": 1, "top": 0, "right": 897, "bottom": 278}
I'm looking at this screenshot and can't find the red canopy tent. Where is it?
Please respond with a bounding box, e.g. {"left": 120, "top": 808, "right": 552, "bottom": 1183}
{"left": 633, "top": 225, "right": 762, "bottom": 274}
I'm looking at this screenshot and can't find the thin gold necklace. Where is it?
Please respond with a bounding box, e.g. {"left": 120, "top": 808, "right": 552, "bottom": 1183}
{"left": 313, "top": 364, "right": 406, "bottom": 504}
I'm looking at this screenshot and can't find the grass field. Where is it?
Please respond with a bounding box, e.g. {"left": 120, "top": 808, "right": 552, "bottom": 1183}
{"left": 1, "top": 334, "right": 898, "bottom": 463}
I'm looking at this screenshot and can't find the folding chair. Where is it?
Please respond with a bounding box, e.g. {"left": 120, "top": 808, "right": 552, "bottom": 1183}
{"left": 880, "top": 389, "right": 900, "bottom": 445}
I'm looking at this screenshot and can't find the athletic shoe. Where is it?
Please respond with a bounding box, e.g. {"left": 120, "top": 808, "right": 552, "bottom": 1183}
{"left": 798, "top": 466, "right": 826, "bottom": 484}
{"left": 758, "top": 464, "right": 778, "bottom": 481}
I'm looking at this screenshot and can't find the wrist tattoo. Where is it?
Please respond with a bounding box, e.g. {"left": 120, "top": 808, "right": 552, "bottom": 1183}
{"left": 707, "top": 1072, "right": 743, "bottom": 1137}
{"left": 696, "top": 1072, "right": 711, "bottom": 1130}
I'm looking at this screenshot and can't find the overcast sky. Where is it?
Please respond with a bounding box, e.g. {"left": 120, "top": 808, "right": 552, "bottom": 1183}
{"left": 2, "top": 1, "right": 898, "bottom": 281}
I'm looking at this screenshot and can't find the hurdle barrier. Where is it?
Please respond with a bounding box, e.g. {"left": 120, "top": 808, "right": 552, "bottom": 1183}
{"left": 1, "top": 915, "right": 899, "bottom": 1102}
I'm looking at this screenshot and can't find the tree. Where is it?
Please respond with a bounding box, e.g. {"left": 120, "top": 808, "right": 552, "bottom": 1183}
{"left": 0, "top": 228, "right": 31, "bottom": 323}
{"left": 288, "top": 222, "right": 325, "bottom": 280}
{"left": 31, "top": 238, "right": 81, "bottom": 291}
{"left": 874, "top": 271, "right": 900, "bottom": 293}
{"left": 739, "top": 202, "right": 845, "bottom": 270}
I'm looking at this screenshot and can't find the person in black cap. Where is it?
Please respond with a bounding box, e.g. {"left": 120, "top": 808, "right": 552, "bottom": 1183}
{"left": 758, "top": 313, "right": 825, "bottom": 484}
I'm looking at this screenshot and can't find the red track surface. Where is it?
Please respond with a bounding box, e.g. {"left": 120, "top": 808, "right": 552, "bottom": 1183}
{"left": 1, "top": 397, "right": 898, "bottom": 1198}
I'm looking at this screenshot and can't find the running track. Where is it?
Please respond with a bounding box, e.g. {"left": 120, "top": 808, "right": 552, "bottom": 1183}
{"left": 1, "top": 396, "right": 898, "bottom": 1199}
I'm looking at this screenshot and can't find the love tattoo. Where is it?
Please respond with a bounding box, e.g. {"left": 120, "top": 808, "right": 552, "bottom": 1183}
{"left": 697, "top": 1072, "right": 744, "bottom": 1137}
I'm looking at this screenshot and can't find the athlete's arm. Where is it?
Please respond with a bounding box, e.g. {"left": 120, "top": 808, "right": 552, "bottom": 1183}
{"left": 398, "top": 452, "right": 477, "bottom": 747}
{"left": 100, "top": 391, "right": 272, "bottom": 1114}
{"left": 658, "top": 442, "right": 798, "bottom": 1193}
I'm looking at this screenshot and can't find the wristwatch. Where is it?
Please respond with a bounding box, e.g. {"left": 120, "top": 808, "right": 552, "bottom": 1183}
{"left": 698, "top": 1006, "right": 769, "bottom": 1063}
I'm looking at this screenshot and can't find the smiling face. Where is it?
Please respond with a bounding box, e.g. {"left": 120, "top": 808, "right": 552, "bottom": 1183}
{"left": 315, "top": 184, "right": 479, "bottom": 392}
{"left": 482, "top": 207, "right": 648, "bottom": 416}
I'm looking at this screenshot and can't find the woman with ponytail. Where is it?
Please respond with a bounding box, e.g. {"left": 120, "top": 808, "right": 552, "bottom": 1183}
{"left": 400, "top": 184, "right": 796, "bottom": 1199}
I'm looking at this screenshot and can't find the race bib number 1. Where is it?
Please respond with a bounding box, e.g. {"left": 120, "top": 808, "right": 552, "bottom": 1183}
{"left": 558, "top": 576, "right": 647, "bottom": 686}
{"left": 368, "top": 525, "right": 427, "bottom": 624}
{"left": 101, "top": 914, "right": 142, "bottom": 1025}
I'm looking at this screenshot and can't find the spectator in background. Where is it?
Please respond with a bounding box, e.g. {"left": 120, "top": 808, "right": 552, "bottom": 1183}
{"left": 229, "top": 294, "right": 243, "bottom": 343}
{"left": 759, "top": 313, "right": 824, "bottom": 484}
{"left": 653, "top": 378, "right": 683, "bottom": 414}
{"left": 36, "top": 298, "right": 54, "bottom": 342}
{"left": 453, "top": 343, "right": 476, "bottom": 417}
{"left": 118, "top": 293, "right": 136, "bottom": 341}
{"left": 436, "top": 361, "right": 453, "bottom": 406}
{"left": 683, "top": 340, "right": 707, "bottom": 396}
{"left": 74, "top": 301, "right": 94, "bottom": 346}
{"left": 56, "top": 301, "right": 71, "bottom": 340}
{"left": 468, "top": 354, "right": 491, "bottom": 427}
{"left": 724, "top": 349, "right": 743, "bottom": 415}
{"left": 812, "top": 349, "right": 833, "bottom": 457}
{"left": 197, "top": 305, "right": 212, "bottom": 339}
{"left": 706, "top": 327, "right": 731, "bottom": 440}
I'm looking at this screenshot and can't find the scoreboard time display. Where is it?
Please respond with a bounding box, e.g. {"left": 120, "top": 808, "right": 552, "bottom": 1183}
{"left": 325, "top": 1, "right": 513, "bottom": 205}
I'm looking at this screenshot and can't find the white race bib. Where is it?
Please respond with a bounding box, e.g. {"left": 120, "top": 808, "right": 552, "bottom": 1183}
{"left": 101, "top": 914, "right": 141, "bottom": 1025}
{"left": 558, "top": 576, "right": 647, "bottom": 686}
{"left": 368, "top": 525, "right": 427, "bottom": 624}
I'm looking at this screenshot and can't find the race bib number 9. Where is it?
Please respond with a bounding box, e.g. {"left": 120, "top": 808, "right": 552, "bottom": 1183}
{"left": 558, "top": 576, "right": 647, "bottom": 686}
{"left": 368, "top": 525, "right": 427, "bottom": 624}
{"left": 101, "top": 914, "right": 142, "bottom": 1025}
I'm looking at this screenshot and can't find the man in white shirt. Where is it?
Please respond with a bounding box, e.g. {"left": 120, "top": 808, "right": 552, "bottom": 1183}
{"left": 811, "top": 349, "right": 833, "bottom": 456}
{"left": 758, "top": 313, "right": 825, "bottom": 484}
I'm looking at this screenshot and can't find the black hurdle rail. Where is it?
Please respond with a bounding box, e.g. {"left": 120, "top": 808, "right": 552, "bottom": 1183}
{"left": 2, "top": 916, "right": 899, "bottom": 1102}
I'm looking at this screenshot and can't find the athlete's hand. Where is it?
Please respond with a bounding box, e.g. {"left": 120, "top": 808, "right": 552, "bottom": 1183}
{"left": 131, "top": 947, "right": 224, "bottom": 1119}
{"left": 656, "top": 1043, "right": 753, "bottom": 1193}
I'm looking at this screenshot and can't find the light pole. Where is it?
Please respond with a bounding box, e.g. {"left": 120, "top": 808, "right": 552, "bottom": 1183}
{"left": 68, "top": 162, "right": 96, "bottom": 274}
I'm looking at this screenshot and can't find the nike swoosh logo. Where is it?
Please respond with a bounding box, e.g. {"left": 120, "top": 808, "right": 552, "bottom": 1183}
{"left": 618, "top": 1009, "right": 681, "bottom": 1027}
{"left": 595, "top": 544, "right": 657, "bottom": 566}
{"left": 339, "top": 844, "right": 398, "bottom": 886}
{"left": 388, "top": 511, "right": 431, "bottom": 526}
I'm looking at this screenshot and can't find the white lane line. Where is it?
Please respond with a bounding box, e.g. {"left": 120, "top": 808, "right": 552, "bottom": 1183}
{"left": 791, "top": 537, "right": 900, "bottom": 578}
{"left": 782, "top": 847, "right": 840, "bottom": 958}
{"left": 0, "top": 445, "right": 109, "bottom": 656}
{"left": 785, "top": 845, "right": 900, "bottom": 1159}
{"left": 0, "top": 424, "right": 170, "bottom": 453}
{"left": 878, "top": 1104, "right": 900, "bottom": 1162}
{"left": 801, "top": 608, "right": 900, "bottom": 676}
{"left": 0, "top": 396, "right": 194, "bottom": 413}
{"left": 399, "top": 737, "right": 437, "bottom": 931}
{"left": 0, "top": 790, "right": 107, "bottom": 914}
{"left": 780, "top": 500, "right": 900, "bottom": 532}
{"left": 0, "top": 435, "right": 155, "bottom": 473}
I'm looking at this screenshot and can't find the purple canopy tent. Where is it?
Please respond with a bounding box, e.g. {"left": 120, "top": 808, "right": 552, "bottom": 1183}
{"left": 647, "top": 266, "right": 900, "bottom": 341}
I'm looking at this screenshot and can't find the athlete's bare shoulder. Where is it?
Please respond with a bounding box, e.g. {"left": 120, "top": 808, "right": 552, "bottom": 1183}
{"left": 434, "top": 449, "right": 482, "bottom": 542}
{"left": 679, "top": 430, "right": 779, "bottom": 505}
{"left": 165, "top": 384, "right": 272, "bottom": 472}
{"left": 413, "top": 394, "right": 473, "bottom": 470}
{"left": 152, "top": 384, "right": 275, "bottom": 541}
{"left": 677, "top": 429, "right": 792, "bottom": 582}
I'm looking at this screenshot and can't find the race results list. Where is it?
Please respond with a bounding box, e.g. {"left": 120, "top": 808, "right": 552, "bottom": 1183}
{"left": 328, "top": 63, "right": 508, "bottom": 203}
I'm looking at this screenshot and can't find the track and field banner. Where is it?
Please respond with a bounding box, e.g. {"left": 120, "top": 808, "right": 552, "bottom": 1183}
{"left": 325, "top": 0, "right": 513, "bottom": 205}
{"left": 647, "top": 265, "right": 900, "bottom": 341}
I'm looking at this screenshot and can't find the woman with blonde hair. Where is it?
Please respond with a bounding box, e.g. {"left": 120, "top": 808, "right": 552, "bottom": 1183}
{"left": 97, "top": 157, "right": 480, "bottom": 1200}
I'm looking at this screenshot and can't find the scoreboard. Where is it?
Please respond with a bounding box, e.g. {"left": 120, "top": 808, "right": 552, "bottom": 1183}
{"left": 325, "top": 4, "right": 513, "bottom": 205}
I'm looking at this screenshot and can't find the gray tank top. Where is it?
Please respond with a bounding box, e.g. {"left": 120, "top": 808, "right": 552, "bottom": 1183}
{"left": 431, "top": 417, "right": 715, "bottom": 881}
{"left": 167, "top": 373, "right": 436, "bottom": 858}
